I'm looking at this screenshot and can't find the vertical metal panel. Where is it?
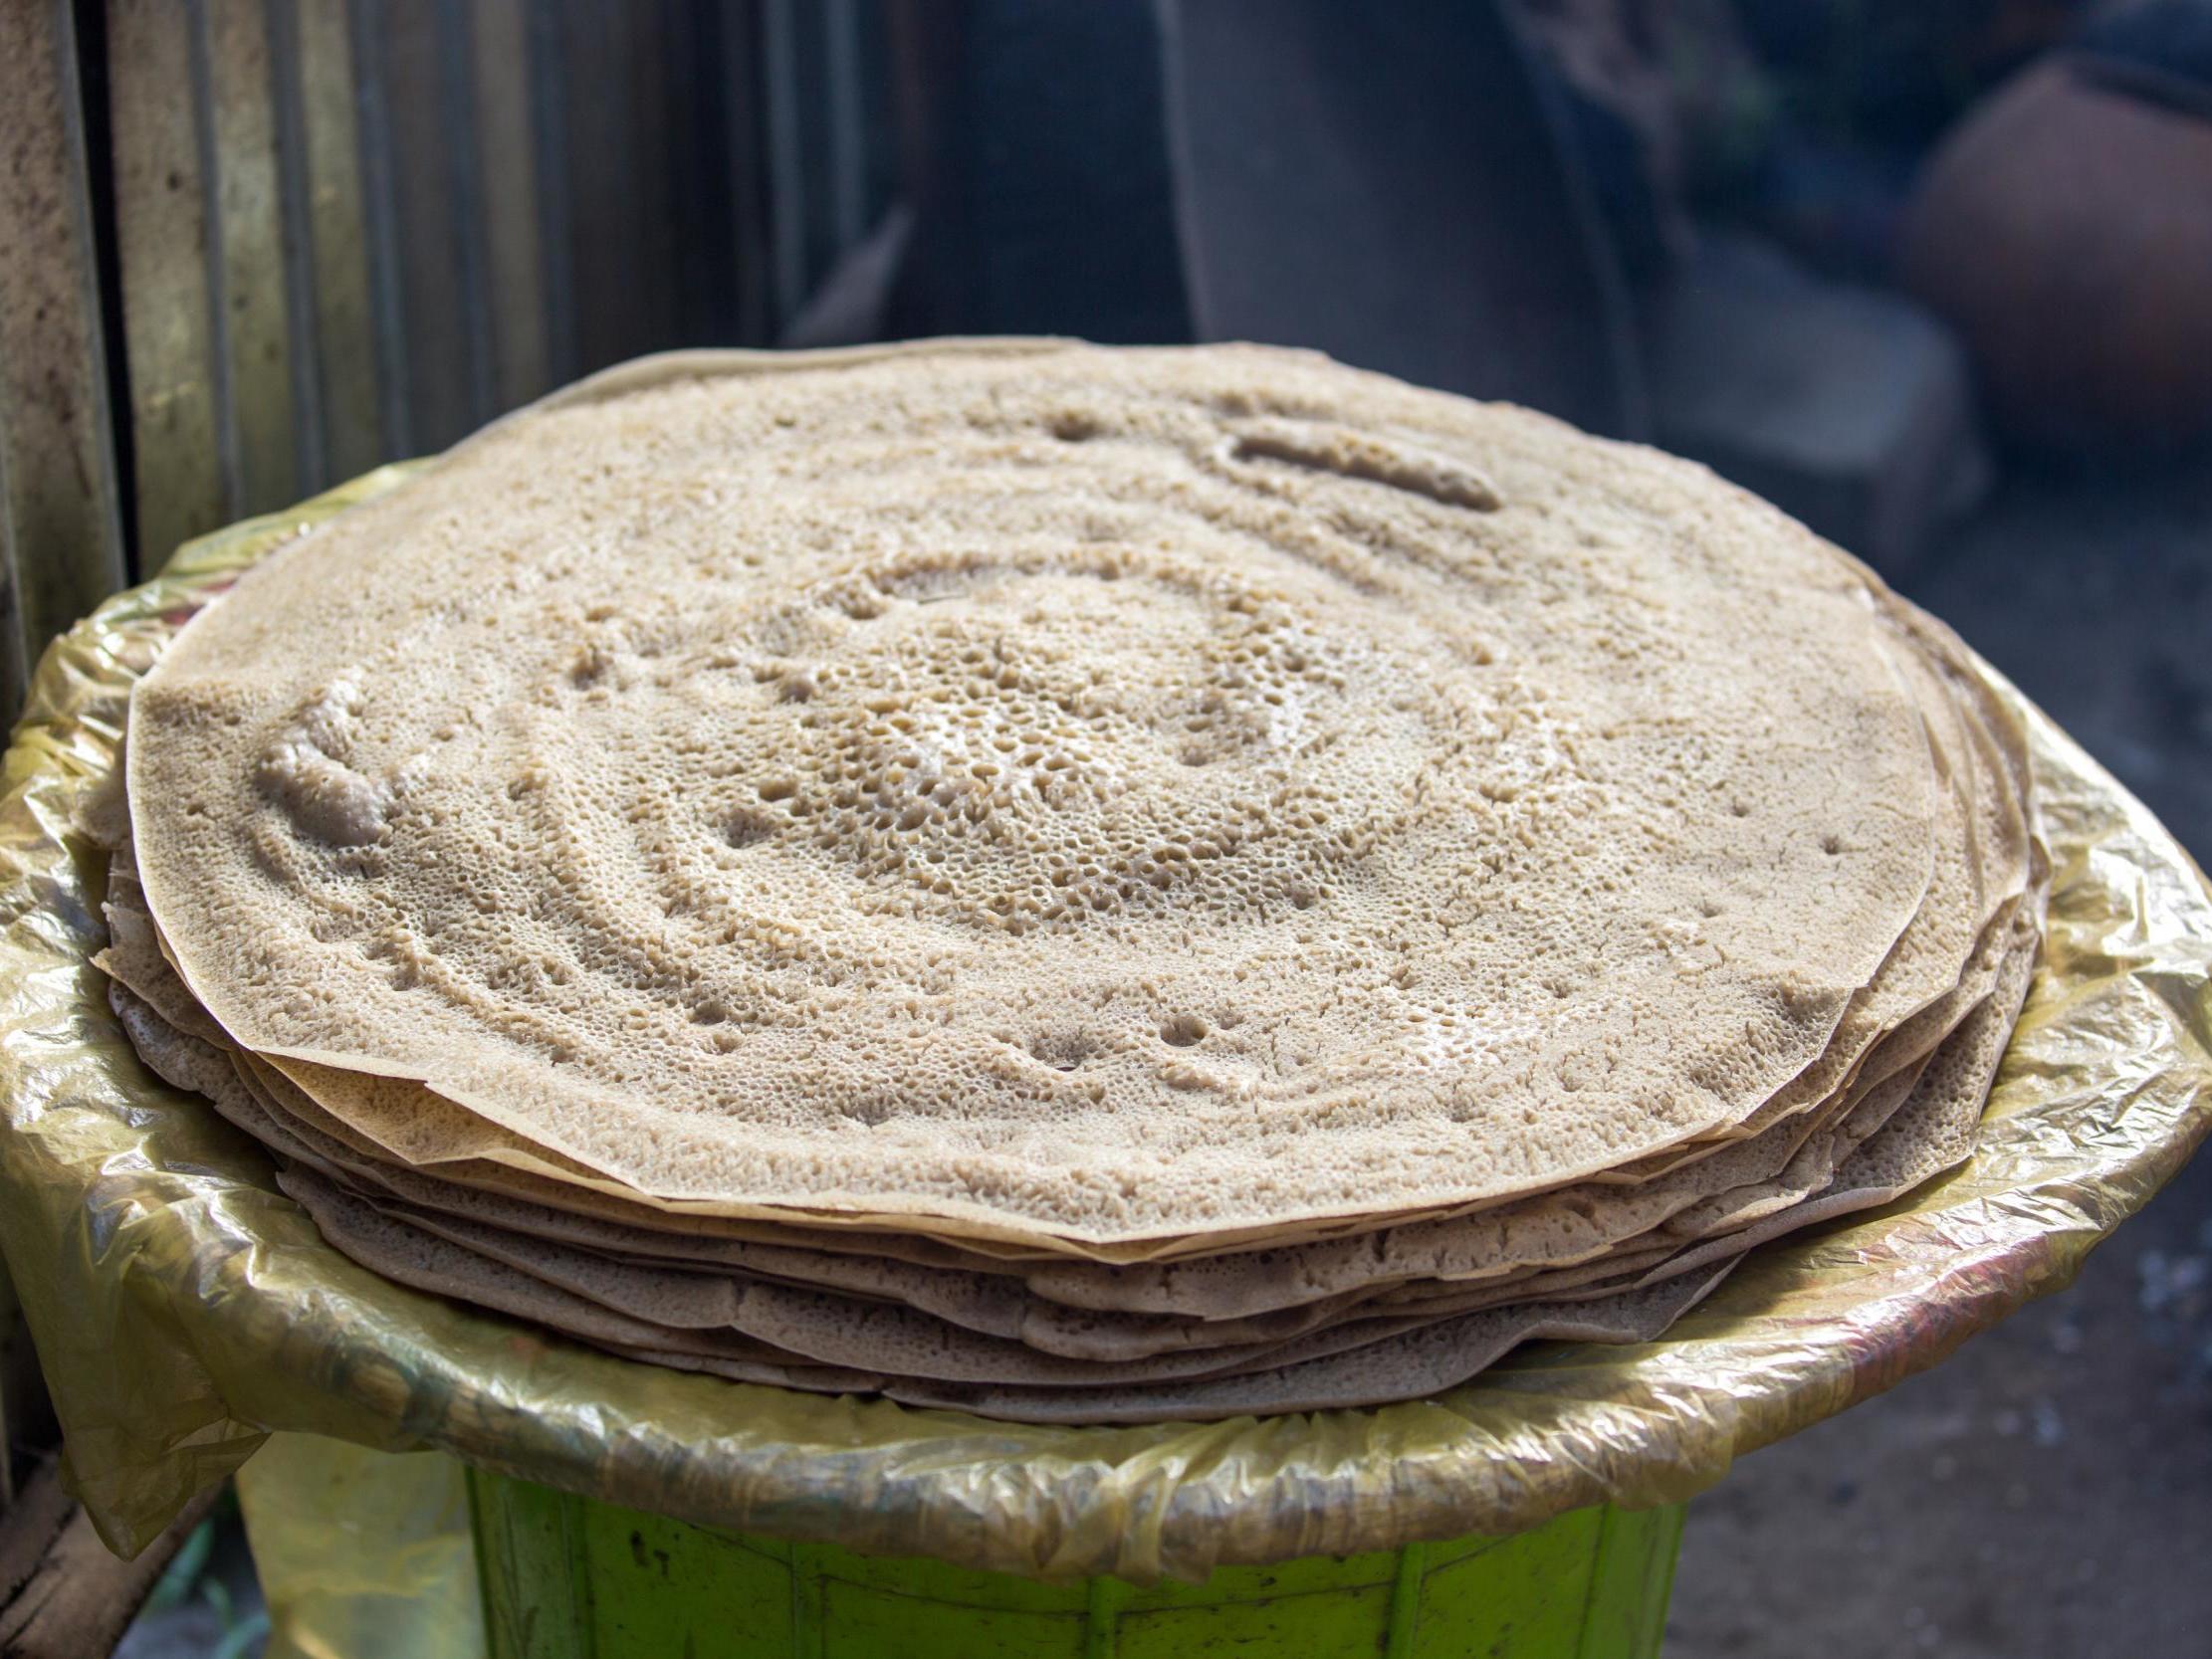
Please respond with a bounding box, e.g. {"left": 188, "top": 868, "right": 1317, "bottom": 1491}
{"left": 623, "top": 0, "right": 686, "bottom": 355}
{"left": 790, "top": 0, "right": 838, "bottom": 296}
{"left": 204, "top": 0, "right": 300, "bottom": 515}
{"left": 723, "top": 0, "right": 774, "bottom": 348}
{"left": 278, "top": 0, "right": 385, "bottom": 487}
{"left": 660, "top": 0, "right": 738, "bottom": 348}
{"left": 361, "top": 0, "right": 483, "bottom": 454}
{"left": 266, "top": 0, "right": 327, "bottom": 493}
{"left": 823, "top": 0, "right": 868, "bottom": 252}
{"left": 550, "top": 0, "right": 627, "bottom": 370}
{"left": 347, "top": 0, "right": 412, "bottom": 457}
{"left": 856, "top": 0, "right": 898, "bottom": 229}
{"left": 0, "top": 0, "right": 129, "bottom": 723}
{"left": 526, "top": 0, "right": 580, "bottom": 388}
{"left": 471, "top": 0, "right": 553, "bottom": 412}
{"left": 556, "top": 0, "right": 684, "bottom": 372}
{"left": 106, "top": 0, "right": 227, "bottom": 570}
{"left": 760, "top": 0, "right": 808, "bottom": 330}
{"left": 439, "top": 0, "right": 498, "bottom": 428}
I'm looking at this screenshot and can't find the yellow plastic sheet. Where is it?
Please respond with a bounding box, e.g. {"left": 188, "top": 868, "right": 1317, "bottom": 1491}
{"left": 235, "top": 1435, "right": 481, "bottom": 1659}
{"left": 2, "top": 463, "right": 2209, "bottom": 1583}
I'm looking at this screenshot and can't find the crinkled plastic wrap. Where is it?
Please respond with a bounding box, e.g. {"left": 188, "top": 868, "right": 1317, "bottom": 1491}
{"left": 234, "top": 1433, "right": 481, "bottom": 1659}
{"left": 3, "top": 465, "right": 2209, "bottom": 1586}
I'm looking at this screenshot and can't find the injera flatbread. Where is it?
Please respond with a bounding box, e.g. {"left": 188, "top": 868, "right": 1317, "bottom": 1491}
{"left": 103, "top": 579, "right": 2010, "bottom": 1289}
{"left": 99, "top": 787, "right": 2019, "bottom": 1329}
{"left": 233, "top": 598, "right": 1984, "bottom": 1257}
{"left": 286, "top": 903, "right": 2035, "bottom": 1389}
{"left": 97, "top": 972, "right": 1860, "bottom": 1369}
{"left": 274, "top": 1165, "right": 1744, "bottom": 1422}
{"left": 1653, "top": 900, "right": 2045, "bottom": 1290}
{"left": 99, "top": 735, "right": 2040, "bottom": 1421}
{"left": 100, "top": 844, "right": 1970, "bottom": 1321}
{"left": 113, "top": 606, "right": 2012, "bottom": 1281}
{"left": 126, "top": 341, "right": 1948, "bottom": 1249}
{"left": 106, "top": 883, "right": 2029, "bottom": 1389}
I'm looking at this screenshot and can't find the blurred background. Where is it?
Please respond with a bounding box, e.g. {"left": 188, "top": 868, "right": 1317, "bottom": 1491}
{"left": 2, "top": 2, "right": 2208, "bottom": 1654}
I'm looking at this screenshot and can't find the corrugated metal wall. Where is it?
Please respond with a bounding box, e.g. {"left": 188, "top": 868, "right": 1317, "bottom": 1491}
{"left": 0, "top": 0, "right": 896, "bottom": 729}
{"left": 0, "top": 2, "right": 128, "bottom": 712}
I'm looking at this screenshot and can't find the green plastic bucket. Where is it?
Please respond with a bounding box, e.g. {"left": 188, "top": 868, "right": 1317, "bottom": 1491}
{"left": 466, "top": 1467, "right": 1682, "bottom": 1658}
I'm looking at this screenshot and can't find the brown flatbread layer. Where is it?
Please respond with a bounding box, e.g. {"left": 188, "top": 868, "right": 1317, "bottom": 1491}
{"left": 276, "top": 1163, "right": 1746, "bottom": 1422}
{"left": 109, "top": 885, "right": 2029, "bottom": 1405}
{"left": 106, "top": 885, "right": 1938, "bottom": 1332}
{"left": 99, "top": 799, "right": 2040, "bottom": 1421}
{"left": 129, "top": 598, "right": 1991, "bottom": 1267}
{"left": 101, "top": 817, "right": 2029, "bottom": 1337}
{"left": 311, "top": 912, "right": 2034, "bottom": 1390}
{"left": 129, "top": 342, "right": 1953, "bottom": 1249}
{"left": 95, "top": 340, "right": 2048, "bottom": 1420}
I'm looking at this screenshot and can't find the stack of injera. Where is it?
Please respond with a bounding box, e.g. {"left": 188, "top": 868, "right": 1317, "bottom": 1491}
{"left": 100, "top": 341, "right": 2046, "bottom": 1422}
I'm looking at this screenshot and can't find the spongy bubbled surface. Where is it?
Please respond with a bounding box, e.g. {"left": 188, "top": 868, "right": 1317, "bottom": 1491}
{"left": 126, "top": 341, "right": 1941, "bottom": 1242}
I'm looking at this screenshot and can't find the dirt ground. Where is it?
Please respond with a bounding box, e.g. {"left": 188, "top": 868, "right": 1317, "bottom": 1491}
{"left": 1669, "top": 459, "right": 2212, "bottom": 1658}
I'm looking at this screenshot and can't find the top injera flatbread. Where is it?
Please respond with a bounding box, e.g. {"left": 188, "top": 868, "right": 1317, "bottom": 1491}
{"left": 100, "top": 831, "right": 1968, "bottom": 1297}
{"left": 128, "top": 572, "right": 2009, "bottom": 1274}
{"left": 127, "top": 340, "right": 1946, "bottom": 1248}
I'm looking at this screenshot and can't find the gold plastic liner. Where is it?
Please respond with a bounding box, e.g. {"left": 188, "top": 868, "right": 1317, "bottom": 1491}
{"left": 2, "top": 465, "right": 2207, "bottom": 1583}
{"left": 234, "top": 1433, "right": 482, "bottom": 1659}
